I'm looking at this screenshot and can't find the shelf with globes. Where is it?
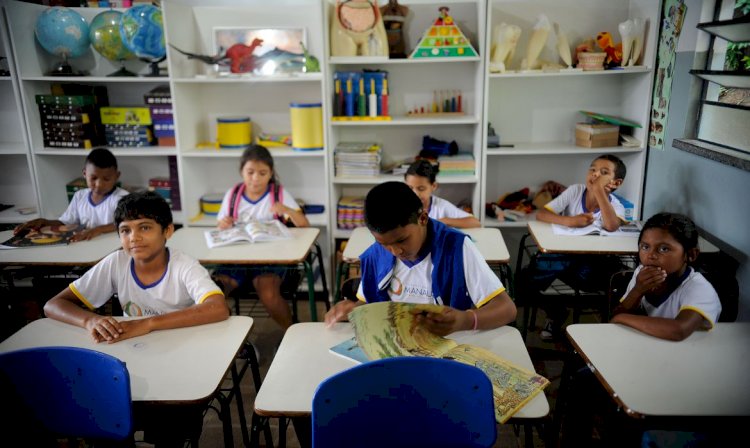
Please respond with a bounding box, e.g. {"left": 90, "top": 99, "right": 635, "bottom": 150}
{"left": 4, "top": 1, "right": 180, "bottom": 223}
{"left": 0, "top": 4, "right": 39, "bottom": 223}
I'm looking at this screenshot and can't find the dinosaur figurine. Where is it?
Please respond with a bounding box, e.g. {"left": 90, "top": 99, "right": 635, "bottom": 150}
{"left": 300, "top": 42, "right": 320, "bottom": 73}
{"left": 169, "top": 38, "right": 264, "bottom": 74}
{"left": 596, "top": 32, "right": 622, "bottom": 68}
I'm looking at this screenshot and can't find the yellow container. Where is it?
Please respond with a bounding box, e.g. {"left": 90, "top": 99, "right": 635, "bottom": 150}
{"left": 200, "top": 193, "right": 224, "bottom": 215}
{"left": 289, "top": 102, "right": 323, "bottom": 151}
{"left": 217, "top": 116, "right": 251, "bottom": 149}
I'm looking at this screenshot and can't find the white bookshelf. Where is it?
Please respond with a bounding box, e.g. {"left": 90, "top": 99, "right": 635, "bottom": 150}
{"left": 324, "top": 0, "right": 486, "bottom": 243}
{"left": 0, "top": 3, "right": 38, "bottom": 223}
{"left": 5, "top": 2, "right": 173, "bottom": 223}
{"left": 481, "top": 0, "right": 660, "bottom": 228}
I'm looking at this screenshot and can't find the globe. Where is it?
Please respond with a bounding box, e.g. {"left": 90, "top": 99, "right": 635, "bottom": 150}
{"left": 120, "top": 5, "right": 165, "bottom": 61}
{"left": 34, "top": 7, "right": 90, "bottom": 60}
{"left": 90, "top": 10, "right": 134, "bottom": 63}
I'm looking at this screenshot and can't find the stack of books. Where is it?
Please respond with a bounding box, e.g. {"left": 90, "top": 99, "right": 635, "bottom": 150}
{"left": 337, "top": 196, "right": 365, "bottom": 229}
{"left": 36, "top": 94, "right": 103, "bottom": 149}
{"left": 437, "top": 153, "right": 475, "bottom": 176}
{"left": 100, "top": 107, "right": 154, "bottom": 147}
{"left": 144, "top": 86, "right": 174, "bottom": 147}
{"left": 334, "top": 142, "right": 382, "bottom": 177}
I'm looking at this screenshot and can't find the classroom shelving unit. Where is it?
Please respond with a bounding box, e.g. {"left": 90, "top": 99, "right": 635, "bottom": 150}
{"left": 324, "top": 0, "right": 486, "bottom": 240}
{"left": 482, "top": 0, "right": 660, "bottom": 228}
{"left": 5, "top": 1, "right": 177, "bottom": 223}
{"left": 0, "top": 4, "right": 38, "bottom": 224}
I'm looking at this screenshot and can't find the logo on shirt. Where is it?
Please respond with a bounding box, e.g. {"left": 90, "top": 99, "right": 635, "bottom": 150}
{"left": 123, "top": 301, "right": 143, "bottom": 316}
{"left": 388, "top": 277, "right": 403, "bottom": 295}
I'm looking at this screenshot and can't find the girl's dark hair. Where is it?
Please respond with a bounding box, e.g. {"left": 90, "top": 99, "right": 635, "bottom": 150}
{"left": 405, "top": 159, "right": 439, "bottom": 183}
{"left": 639, "top": 212, "right": 699, "bottom": 253}
{"left": 365, "top": 181, "right": 423, "bottom": 234}
{"left": 239, "top": 144, "right": 278, "bottom": 186}
{"left": 114, "top": 191, "right": 172, "bottom": 230}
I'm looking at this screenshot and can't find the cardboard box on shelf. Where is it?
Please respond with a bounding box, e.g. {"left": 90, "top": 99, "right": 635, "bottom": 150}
{"left": 575, "top": 123, "right": 619, "bottom": 148}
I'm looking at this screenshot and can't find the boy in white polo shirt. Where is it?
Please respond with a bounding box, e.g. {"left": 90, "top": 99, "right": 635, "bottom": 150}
{"left": 14, "top": 148, "right": 129, "bottom": 242}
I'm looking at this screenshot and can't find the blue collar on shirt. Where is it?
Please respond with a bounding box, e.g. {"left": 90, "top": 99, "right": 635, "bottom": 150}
{"left": 580, "top": 188, "right": 613, "bottom": 214}
{"left": 242, "top": 185, "right": 270, "bottom": 205}
{"left": 87, "top": 187, "right": 116, "bottom": 207}
{"left": 130, "top": 248, "right": 170, "bottom": 289}
{"left": 644, "top": 267, "right": 692, "bottom": 308}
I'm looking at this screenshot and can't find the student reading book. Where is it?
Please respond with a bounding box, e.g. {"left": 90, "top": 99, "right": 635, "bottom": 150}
{"left": 204, "top": 219, "right": 292, "bottom": 249}
{"left": 342, "top": 301, "right": 549, "bottom": 423}
{"left": 1, "top": 224, "right": 84, "bottom": 249}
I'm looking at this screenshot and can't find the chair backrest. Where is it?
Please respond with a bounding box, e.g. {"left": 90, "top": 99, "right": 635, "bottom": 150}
{"left": 0, "top": 346, "right": 132, "bottom": 441}
{"left": 312, "top": 356, "right": 497, "bottom": 448}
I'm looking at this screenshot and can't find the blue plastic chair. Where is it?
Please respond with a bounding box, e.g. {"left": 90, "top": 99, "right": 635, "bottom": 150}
{"left": 312, "top": 356, "right": 497, "bottom": 448}
{"left": 0, "top": 346, "right": 133, "bottom": 441}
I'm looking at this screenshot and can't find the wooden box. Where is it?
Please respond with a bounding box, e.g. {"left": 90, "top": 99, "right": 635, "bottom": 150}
{"left": 575, "top": 123, "right": 619, "bottom": 148}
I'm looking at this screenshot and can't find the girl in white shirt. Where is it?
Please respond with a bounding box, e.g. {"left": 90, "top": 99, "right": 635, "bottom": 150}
{"left": 404, "top": 160, "right": 480, "bottom": 229}
{"left": 612, "top": 212, "right": 721, "bottom": 341}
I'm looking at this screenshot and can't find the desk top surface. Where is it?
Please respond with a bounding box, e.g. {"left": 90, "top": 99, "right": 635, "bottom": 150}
{"left": 0, "top": 316, "right": 253, "bottom": 404}
{"left": 168, "top": 227, "right": 320, "bottom": 265}
{"left": 528, "top": 221, "right": 719, "bottom": 255}
{"left": 0, "top": 231, "right": 120, "bottom": 266}
{"left": 254, "top": 322, "right": 548, "bottom": 419}
{"left": 566, "top": 323, "right": 750, "bottom": 418}
{"left": 342, "top": 227, "right": 511, "bottom": 264}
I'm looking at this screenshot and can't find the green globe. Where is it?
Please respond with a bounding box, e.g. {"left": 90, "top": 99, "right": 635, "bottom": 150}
{"left": 89, "top": 10, "right": 133, "bottom": 62}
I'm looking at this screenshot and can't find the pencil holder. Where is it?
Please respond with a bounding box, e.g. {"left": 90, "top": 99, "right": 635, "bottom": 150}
{"left": 217, "top": 116, "right": 251, "bottom": 149}
{"left": 289, "top": 102, "right": 323, "bottom": 151}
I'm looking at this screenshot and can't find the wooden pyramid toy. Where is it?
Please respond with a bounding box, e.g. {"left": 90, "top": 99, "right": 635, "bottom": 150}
{"left": 409, "top": 7, "right": 478, "bottom": 59}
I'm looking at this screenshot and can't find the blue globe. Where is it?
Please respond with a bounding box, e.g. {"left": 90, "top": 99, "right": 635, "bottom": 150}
{"left": 119, "top": 5, "right": 165, "bottom": 61}
{"left": 35, "top": 7, "right": 90, "bottom": 59}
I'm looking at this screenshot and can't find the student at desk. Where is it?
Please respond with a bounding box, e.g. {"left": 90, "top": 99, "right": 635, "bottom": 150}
{"left": 611, "top": 212, "right": 721, "bottom": 341}
{"left": 520, "top": 154, "right": 628, "bottom": 340}
{"left": 404, "top": 159, "right": 481, "bottom": 229}
{"left": 325, "top": 181, "right": 516, "bottom": 335}
{"left": 14, "top": 148, "right": 129, "bottom": 242}
{"left": 44, "top": 191, "right": 229, "bottom": 343}
{"left": 214, "top": 145, "right": 309, "bottom": 330}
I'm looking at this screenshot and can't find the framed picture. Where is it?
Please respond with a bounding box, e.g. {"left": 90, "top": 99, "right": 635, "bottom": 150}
{"left": 212, "top": 27, "right": 307, "bottom": 76}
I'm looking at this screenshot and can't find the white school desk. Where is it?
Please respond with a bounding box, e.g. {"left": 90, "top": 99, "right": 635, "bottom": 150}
{"left": 527, "top": 221, "right": 719, "bottom": 255}
{"left": 0, "top": 316, "right": 253, "bottom": 446}
{"left": 337, "top": 226, "right": 513, "bottom": 298}
{"left": 168, "top": 227, "right": 322, "bottom": 321}
{"left": 254, "top": 323, "right": 549, "bottom": 428}
{"left": 0, "top": 230, "right": 120, "bottom": 266}
{"left": 566, "top": 323, "right": 750, "bottom": 418}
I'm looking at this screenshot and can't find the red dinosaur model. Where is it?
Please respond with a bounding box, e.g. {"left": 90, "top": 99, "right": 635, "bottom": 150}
{"left": 169, "top": 38, "right": 265, "bottom": 74}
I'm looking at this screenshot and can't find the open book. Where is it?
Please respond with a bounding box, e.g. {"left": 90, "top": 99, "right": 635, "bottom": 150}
{"left": 0, "top": 224, "right": 84, "bottom": 249}
{"left": 342, "top": 302, "right": 550, "bottom": 423}
{"left": 203, "top": 219, "right": 292, "bottom": 248}
{"left": 552, "top": 220, "right": 642, "bottom": 237}
{"left": 329, "top": 336, "right": 370, "bottom": 364}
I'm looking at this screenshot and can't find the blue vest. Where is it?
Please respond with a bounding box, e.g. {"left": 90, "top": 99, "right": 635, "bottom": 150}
{"left": 359, "top": 219, "right": 473, "bottom": 310}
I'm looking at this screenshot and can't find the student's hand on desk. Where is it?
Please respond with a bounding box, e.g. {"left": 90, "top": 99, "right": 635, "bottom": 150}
{"left": 69, "top": 228, "right": 97, "bottom": 242}
{"left": 217, "top": 217, "right": 234, "bottom": 230}
{"left": 86, "top": 315, "right": 124, "bottom": 343}
{"left": 13, "top": 219, "right": 44, "bottom": 235}
{"left": 413, "top": 308, "right": 471, "bottom": 336}
{"left": 324, "top": 300, "right": 359, "bottom": 327}
{"left": 569, "top": 213, "right": 594, "bottom": 227}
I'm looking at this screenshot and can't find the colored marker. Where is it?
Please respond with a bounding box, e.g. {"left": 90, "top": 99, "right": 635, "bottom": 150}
{"left": 345, "top": 78, "right": 354, "bottom": 116}
{"left": 381, "top": 78, "right": 389, "bottom": 116}
{"left": 368, "top": 79, "right": 377, "bottom": 117}
{"left": 358, "top": 78, "right": 366, "bottom": 117}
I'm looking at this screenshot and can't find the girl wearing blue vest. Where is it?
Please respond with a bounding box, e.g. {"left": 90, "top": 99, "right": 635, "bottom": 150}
{"left": 214, "top": 145, "right": 308, "bottom": 329}
{"left": 325, "top": 182, "right": 516, "bottom": 335}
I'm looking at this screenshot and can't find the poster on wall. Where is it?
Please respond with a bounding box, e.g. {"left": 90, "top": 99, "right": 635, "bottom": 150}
{"left": 649, "top": 0, "right": 687, "bottom": 150}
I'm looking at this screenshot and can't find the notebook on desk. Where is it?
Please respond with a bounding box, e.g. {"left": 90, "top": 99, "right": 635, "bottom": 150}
{"left": 329, "top": 336, "right": 369, "bottom": 364}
